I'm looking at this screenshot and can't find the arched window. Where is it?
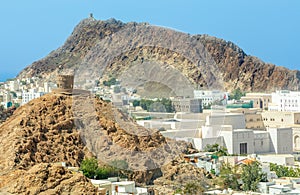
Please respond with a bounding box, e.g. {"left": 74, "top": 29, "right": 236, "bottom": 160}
{"left": 295, "top": 136, "right": 300, "bottom": 150}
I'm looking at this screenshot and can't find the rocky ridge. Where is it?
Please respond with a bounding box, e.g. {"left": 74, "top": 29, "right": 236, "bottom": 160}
{"left": 0, "top": 92, "right": 199, "bottom": 193}
{"left": 18, "top": 17, "right": 300, "bottom": 92}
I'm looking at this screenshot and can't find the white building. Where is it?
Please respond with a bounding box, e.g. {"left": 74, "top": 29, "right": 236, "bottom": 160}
{"left": 3, "top": 91, "right": 12, "bottom": 103}
{"left": 159, "top": 111, "right": 293, "bottom": 155}
{"left": 206, "top": 126, "right": 292, "bottom": 155}
{"left": 268, "top": 127, "right": 293, "bottom": 154}
{"left": 258, "top": 154, "right": 295, "bottom": 166}
{"left": 43, "top": 82, "right": 54, "bottom": 93}
{"left": 193, "top": 90, "right": 229, "bottom": 107}
{"left": 220, "top": 129, "right": 255, "bottom": 154}
{"left": 22, "top": 92, "right": 45, "bottom": 105}
{"left": 8, "top": 80, "right": 19, "bottom": 91}
{"left": 90, "top": 178, "right": 148, "bottom": 195}
{"left": 1, "top": 91, "right": 14, "bottom": 108}
{"left": 204, "top": 112, "right": 246, "bottom": 130}
{"left": 269, "top": 90, "right": 300, "bottom": 112}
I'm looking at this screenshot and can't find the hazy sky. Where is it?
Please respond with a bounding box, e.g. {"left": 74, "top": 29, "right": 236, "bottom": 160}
{"left": 0, "top": 0, "right": 299, "bottom": 81}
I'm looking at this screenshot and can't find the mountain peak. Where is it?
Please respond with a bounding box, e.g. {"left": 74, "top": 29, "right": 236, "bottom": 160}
{"left": 17, "top": 18, "right": 300, "bottom": 92}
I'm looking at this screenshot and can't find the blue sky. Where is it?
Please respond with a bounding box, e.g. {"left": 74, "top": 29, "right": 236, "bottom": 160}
{"left": 0, "top": 0, "right": 299, "bottom": 81}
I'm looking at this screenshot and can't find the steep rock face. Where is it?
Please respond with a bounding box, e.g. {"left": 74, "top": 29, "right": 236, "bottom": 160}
{"left": 0, "top": 94, "right": 91, "bottom": 173}
{"left": 72, "top": 94, "right": 189, "bottom": 183}
{"left": 198, "top": 35, "right": 300, "bottom": 91}
{"left": 18, "top": 18, "right": 300, "bottom": 92}
{"left": 0, "top": 92, "right": 190, "bottom": 191}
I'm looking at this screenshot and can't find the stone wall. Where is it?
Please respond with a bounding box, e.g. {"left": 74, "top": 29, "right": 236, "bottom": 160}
{"left": 56, "top": 75, "right": 74, "bottom": 89}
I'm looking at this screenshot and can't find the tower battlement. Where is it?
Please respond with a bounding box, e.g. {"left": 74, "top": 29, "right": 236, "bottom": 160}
{"left": 56, "top": 75, "right": 74, "bottom": 90}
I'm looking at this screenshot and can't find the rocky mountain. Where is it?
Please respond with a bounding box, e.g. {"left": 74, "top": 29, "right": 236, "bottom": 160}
{"left": 18, "top": 17, "right": 300, "bottom": 92}
{"left": 0, "top": 92, "right": 198, "bottom": 193}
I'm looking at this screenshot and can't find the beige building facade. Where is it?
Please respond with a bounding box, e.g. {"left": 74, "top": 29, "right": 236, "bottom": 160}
{"left": 228, "top": 108, "right": 265, "bottom": 130}
{"left": 241, "top": 93, "right": 272, "bottom": 110}
{"left": 261, "top": 111, "right": 300, "bottom": 128}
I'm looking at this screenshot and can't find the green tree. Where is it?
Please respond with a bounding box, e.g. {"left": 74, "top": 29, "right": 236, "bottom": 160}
{"left": 231, "top": 88, "right": 246, "bottom": 100}
{"left": 173, "top": 188, "right": 182, "bottom": 195}
{"left": 270, "top": 163, "right": 300, "bottom": 177}
{"left": 204, "top": 144, "right": 228, "bottom": 157}
{"left": 140, "top": 99, "right": 154, "bottom": 111}
{"left": 80, "top": 157, "right": 99, "bottom": 178}
{"left": 220, "top": 163, "right": 240, "bottom": 190}
{"left": 132, "top": 100, "right": 140, "bottom": 107}
{"left": 183, "top": 181, "right": 204, "bottom": 195}
{"left": 159, "top": 98, "right": 174, "bottom": 112}
{"left": 80, "top": 157, "right": 119, "bottom": 179}
{"left": 10, "top": 91, "right": 17, "bottom": 98}
{"left": 139, "top": 98, "right": 174, "bottom": 112}
{"left": 241, "top": 161, "right": 266, "bottom": 192}
{"left": 103, "top": 77, "right": 117, "bottom": 87}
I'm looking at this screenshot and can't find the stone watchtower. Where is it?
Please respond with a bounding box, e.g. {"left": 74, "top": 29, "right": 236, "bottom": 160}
{"left": 56, "top": 75, "right": 74, "bottom": 90}
{"left": 54, "top": 74, "right": 89, "bottom": 95}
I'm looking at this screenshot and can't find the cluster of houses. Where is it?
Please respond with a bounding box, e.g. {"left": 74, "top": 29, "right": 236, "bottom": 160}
{"left": 184, "top": 152, "right": 300, "bottom": 194}
{"left": 134, "top": 90, "right": 300, "bottom": 156}
{"left": 0, "top": 77, "right": 55, "bottom": 108}
{"left": 133, "top": 90, "right": 300, "bottom": 194}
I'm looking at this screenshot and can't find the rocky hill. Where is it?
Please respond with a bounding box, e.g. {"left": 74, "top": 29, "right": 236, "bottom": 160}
{"left": 0, "top": 92, "right": 198, "bottom": 193}
{"left": 18, "top": 17, "right": 300, "bottom": 92}
{"left": 0, "top": 163, "right": 100, "bottom": 195}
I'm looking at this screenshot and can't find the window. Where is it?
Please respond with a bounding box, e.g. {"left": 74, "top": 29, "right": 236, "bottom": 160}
{"left": 240, "top": 143, "right": 248, "bottom": 154}
{"left": 261, "top": 141, "right": 263, "bottom": 146}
